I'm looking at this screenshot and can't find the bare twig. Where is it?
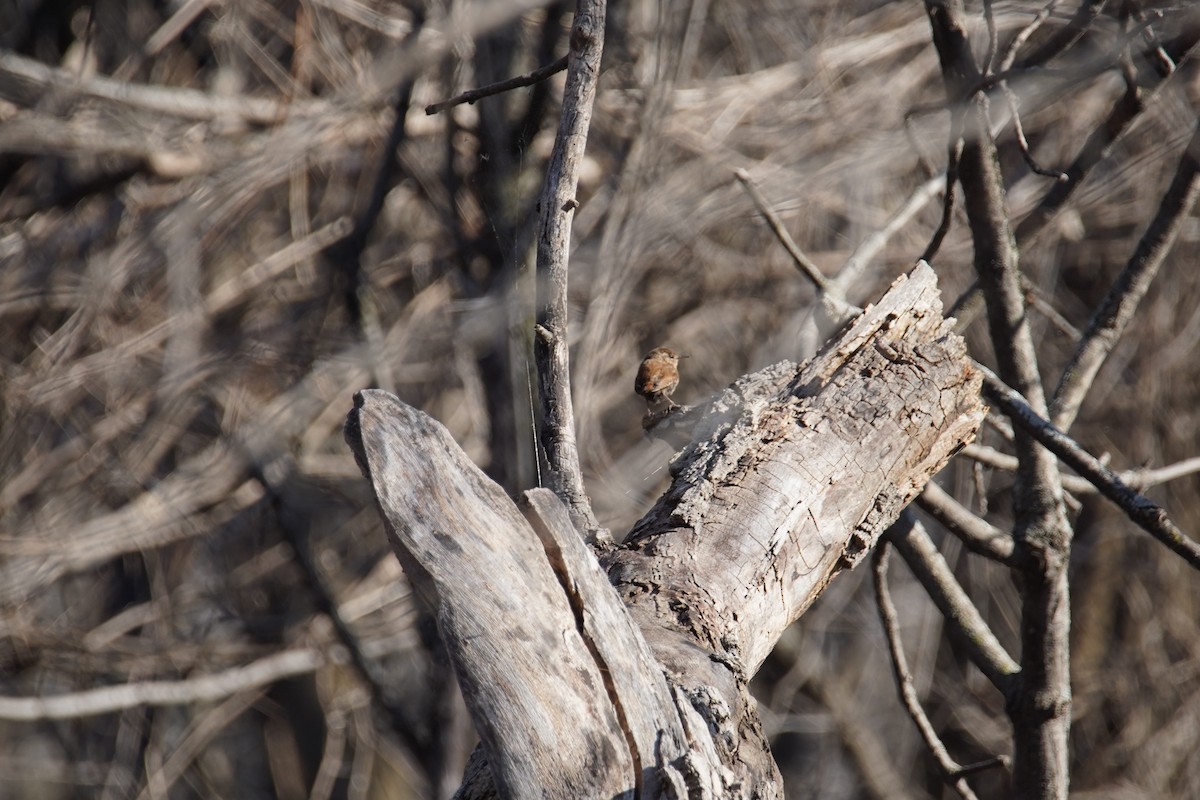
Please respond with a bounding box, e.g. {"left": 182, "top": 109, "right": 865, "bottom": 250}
{"left": 885, "top": 512, "right": 1021, "bottom": 695}
{"left": 916, "top": 481, "right": 1016, "bottom": 564}
{"left": 1011, "top": 0, "right": 1101, "bottom": 70}
{"left": 1051, "top": 120, "right": 1200, "bottom": 431}
{"left": 0, "top": 649, "right": 325, "bottom": 721}
{"left": 326, "top": 57, "right": 420, "bottom": 333}
{"left": 1003, "top": 84, "right": 1068, "bottom": 181}
{"left": 998, "top": 0, "right": 1060, "bottom": 72}
{"left": 835, "top": 173, "right": 946, "bottom": 299}
{"left": 917, "top": 34, "right": 1063, "bottom": 269}
{"left": 1121, "top": 457, "right": 1200, "bottom": 491}
{"left": 981, "top": 0, "right": 998, "bottom": 75}
{"left": 309, "top": 711, "right": 349, "bottom": 800}
{"left": 803, "top": 661, "right": 925, "bottom": 800}
{"left": 134, "top": 689, "right": 264, "bottom": 800}
{"left": 425, "top": 54, "right": 568, "bottom": 115}
{"left": 873, "top": 535, "right": 985, "bottom": 799}
{"left": 1025, "top": 283, "right": 1079, "bottom": 340}
{"left": 919, "top": 127, "right": 962, "bottom": 264}
{"left": 961, "top": 445, "right": 1200, "bottom": 497}
{"left": 951, "top": 273, "right": 1074, "bottom": 337}
{"left": 0, "top": 50, "right": 312, "bottom": 124}
{"left": 734, "top": 168, "right": 832, "bottom": 293}
{"left": 734, "top": 167, "right": 859, "bottom": 322}
{"left": 534, "top": 0, "right": 605, "bottom": 537}
{"left": 978, "top": 363, "right": 1200, "bottom": 570}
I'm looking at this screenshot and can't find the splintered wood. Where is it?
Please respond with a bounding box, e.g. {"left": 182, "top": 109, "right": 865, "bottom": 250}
{"left": 346, "top": 262, "right": 984, "bottom": 799}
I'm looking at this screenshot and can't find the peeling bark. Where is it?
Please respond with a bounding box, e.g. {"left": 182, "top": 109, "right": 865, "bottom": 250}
{"left": 344, "top": 263, "right": 985, "bottom": 798}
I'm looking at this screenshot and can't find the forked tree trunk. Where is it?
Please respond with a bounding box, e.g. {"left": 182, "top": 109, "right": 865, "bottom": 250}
{"left": 343, "top": 262, "right": 986, "bottom": 799}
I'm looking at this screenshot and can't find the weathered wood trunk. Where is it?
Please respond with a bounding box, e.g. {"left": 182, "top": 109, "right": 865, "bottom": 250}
{"left": 343, "top": 262, "right": 985, "bottom": 799}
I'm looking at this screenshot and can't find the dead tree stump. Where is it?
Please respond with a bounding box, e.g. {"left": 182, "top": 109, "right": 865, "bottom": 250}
{"left": 343, "top": 262, "right": 985, "bottom": 799}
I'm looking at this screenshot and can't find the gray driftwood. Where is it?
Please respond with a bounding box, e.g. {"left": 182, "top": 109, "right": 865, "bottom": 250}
{"left": 343, "top": 262, "right": 985, "bottom": 799}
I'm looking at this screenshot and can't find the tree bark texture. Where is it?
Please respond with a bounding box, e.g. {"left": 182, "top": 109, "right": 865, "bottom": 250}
{"left": 344, "top": 263, "right": 985, "bottom": 799}
{"left": 925, "top": 3, "right": 1075, "bottom": 795}
{"left": 534, "top": 0, "right": 605, "bottom": 536}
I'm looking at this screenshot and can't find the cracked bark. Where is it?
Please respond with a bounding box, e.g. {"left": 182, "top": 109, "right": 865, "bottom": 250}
{"left": 344, "top": 263, "right": 985, "bottom": 798}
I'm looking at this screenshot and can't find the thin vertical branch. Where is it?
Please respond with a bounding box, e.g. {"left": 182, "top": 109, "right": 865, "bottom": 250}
{"left": 924, "top": 2, "right": 1073, "bottom": 796}
{"left": 534, "top": 0, "right": 606, "bottom": 537}
{"left": 873, "top": 535, "right": 982, "bottom": 800}
{"left": 919, "top": 122, "right": 962, "bottom": 265}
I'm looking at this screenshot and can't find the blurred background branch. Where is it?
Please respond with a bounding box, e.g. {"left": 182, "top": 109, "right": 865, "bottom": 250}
{"left": 2, "top": 0, "right": 1200, "bottom": 797}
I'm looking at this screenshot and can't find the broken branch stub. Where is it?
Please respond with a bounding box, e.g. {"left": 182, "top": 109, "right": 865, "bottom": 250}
{"left": 611, "top": 261, "right": 986, "bottom": 677}
{"left": 343, "top": 394, "right": 698, "bottom": 799}
{"left": 344, "top": 261, "right": 983, "bottom": 798}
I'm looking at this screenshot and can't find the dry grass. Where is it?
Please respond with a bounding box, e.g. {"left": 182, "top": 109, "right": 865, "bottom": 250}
{"left": 2, "top": 0, "right": 1199, "bottom": 797}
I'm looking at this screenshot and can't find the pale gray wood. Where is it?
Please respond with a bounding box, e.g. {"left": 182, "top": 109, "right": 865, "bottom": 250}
{"left": 345, "top": 395, "right": 637, "bottom": 799}
{"left": 533, "top": 0, "right": 605, "bottom": 537}
{"left": 610, "top": 261, "right": 986, "bottom": 675}
{"left": 346, "top": 262, "right": 984, "bottom": 799}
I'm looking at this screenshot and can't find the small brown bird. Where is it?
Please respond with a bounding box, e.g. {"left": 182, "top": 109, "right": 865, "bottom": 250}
{"left": 635, "top": 347, "right": 683, "bottom": 411}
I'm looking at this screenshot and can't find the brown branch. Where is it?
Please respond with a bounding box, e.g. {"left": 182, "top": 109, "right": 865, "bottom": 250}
{"left": 734, "top": 167, "right": 829, "bottom": 292}
{"left": 978, "top": 363, "right": 1200, "bottom": 570}
{"left": 916, "top": 481, "right": 1016, "bottom": 564}
{"left": 873, "top": 535, "right": 990, "bottom": 799}
{"left": 1051, "top": 119, "right": 1200, "bottom": 431}
{"left": 924, "top": 3, "right": 1073, "bottom": 796}
{"left": 885, "top": 512, "right": 1021, "bottom": 695}
{"left": 981, "top": 0, "right": 998, "bottom": 76}
{"left": 998, "top": 0, "right": 1061, "bottom": 72}
{"left": 1003, "top": 84, "right": 1068, "bottom": 181}
{"left": 919, "top": 127, "right": 962, "bottom": 265}
{"left": 425, "top": 54, "right": 568, "bottom": 115}
{"left": 534, "top": 1, "right": 605, "bottom": 537}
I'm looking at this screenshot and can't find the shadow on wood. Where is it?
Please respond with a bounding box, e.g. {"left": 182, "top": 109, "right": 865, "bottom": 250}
{"left": 344, "top": 262, "right": 985, "bottom": 799}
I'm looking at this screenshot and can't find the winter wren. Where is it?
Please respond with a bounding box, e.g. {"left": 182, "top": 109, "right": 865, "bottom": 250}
{"left": 634, "top": 347, "right": 682, "bottom": 411}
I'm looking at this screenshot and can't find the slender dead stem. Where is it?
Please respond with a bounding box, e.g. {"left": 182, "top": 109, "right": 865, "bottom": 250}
{"left": 978, "top": 364, "right": 1200, "bottom": 570}
{"left": 873, "top": 532, "right": 985, "bottom": 800}
{"left": 885, "top": 513, "right": 1020, "bottom": 694}
{"left": 919, "top": 126, "right": 962, "bottom": 264}
{"left": 916, "top": 482, "right": 1016, "bottom": 565}
{"left": 534, "top": 0, "right": 606, "bottom": 537}
{"left": 425, "top": 54, "right": 569, "bottom": 115}
{"left": 0, "top": 649, "right": 324, "bottom": 721}
{"left": 734, "top": 167, "right": 859, "bottom": 322}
